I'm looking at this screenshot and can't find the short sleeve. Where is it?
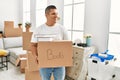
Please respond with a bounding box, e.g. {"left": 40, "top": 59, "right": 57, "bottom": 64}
{"left": 61, "top": 26, "right": 69, "bottom": 40}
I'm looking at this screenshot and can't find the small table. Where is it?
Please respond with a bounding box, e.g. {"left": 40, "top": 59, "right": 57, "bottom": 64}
{"left": 0, "top": 53, "right": 9, "bottom": 70}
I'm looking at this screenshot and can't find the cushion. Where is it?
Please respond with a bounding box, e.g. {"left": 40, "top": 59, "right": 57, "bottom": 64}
{"left": 3, "top": 37, "right": 22, "bottom": 49}
{"left": 7, "top": 47, "right": 27, "bottom": 65}
{"left": 6, "top": 47, "right": 27, "bottom": 58}
{"left": 0, "top": 38, "right": 4, "bottom": 49}
{"left": 0, "top": 49, "right": 7, "bottom": 56}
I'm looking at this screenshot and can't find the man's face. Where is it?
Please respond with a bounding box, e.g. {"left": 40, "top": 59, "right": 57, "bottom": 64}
{"left": 46, "top": 9, "right": 58, "bottom": 23}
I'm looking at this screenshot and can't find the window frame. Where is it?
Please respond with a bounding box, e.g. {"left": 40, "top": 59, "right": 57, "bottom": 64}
{"left": 63, "top": 0, "right": 85, "bottom": 41}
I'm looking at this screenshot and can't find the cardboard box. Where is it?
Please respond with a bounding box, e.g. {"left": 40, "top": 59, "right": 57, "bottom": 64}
{"left": 5, "top": 28, "right": 22, "bottom": 37}
{"left": 25, "top": 67, "right": 41, "bottom": 80}
{"left": 27, "top": 51, "right": 39, "bottom": 71}
{"left": 22, "top": 32, "right": 33, "bottom": 50}
{"left": 16, "top": 54, "right": 27, "bottom": 73}
{"left": 37, "top": 41, "right": 73, "bottom": 68}
{"left": 4, "top": 21, "right": 22, "bottom": 37}
{"left": 4, "top": 21, "right": 14, "bottom": 28}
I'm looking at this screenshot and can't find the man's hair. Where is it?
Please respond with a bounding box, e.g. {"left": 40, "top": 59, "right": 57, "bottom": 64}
{"left": 45, "top": 5, "right": 57, "bottom": 14}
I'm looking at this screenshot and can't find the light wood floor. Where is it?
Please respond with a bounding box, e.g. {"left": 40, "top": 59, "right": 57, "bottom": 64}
{"left": 0, "top": 62, "right": 25, "bottom": 80}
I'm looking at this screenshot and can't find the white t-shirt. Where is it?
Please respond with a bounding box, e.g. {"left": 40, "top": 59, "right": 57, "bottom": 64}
{"left": 31, "top": 23, "right": 69, "bottom": 43}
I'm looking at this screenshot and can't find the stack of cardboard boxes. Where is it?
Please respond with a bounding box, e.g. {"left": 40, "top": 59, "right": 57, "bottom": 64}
{"left": 25, "top": 51, "right": 41, "bottom": 80}
{"left": 4, "top": 21, "right": 22, "bottom": 37}
{"left": 16, "top": 51, "right": 54, "bottom": 80}
{"left": 25, "top": 41, "right": 73, "bottom": 80}
{"left": 21, "top": 32, "right": 73, "bottom": 80}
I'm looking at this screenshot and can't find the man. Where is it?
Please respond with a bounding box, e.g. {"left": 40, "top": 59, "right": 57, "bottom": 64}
{"left": 30, "top": 5, "right": 69, "bottom": 80}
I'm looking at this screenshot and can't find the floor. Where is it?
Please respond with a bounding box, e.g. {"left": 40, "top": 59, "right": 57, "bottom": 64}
{"left": 0, "top": 62, "right": 69, "bottom": 80}
{"left": 0, "top": 62, "right": 25, "bottom": 80}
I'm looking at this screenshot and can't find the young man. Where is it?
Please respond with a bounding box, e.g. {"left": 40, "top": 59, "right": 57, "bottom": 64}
{"left": 30, "top": 5, "right": 69, "bottom": 80}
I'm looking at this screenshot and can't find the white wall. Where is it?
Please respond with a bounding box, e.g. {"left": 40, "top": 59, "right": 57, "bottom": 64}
{"left": 30, "top": 0, "right": 36, "bottom": 30}
{"left": 0, "top": 0, "right": 20, "bottom": 31}
{"left": 19, "top": 0, "right": 23, "bottom": 23}
{"left": 84, "top": 0, "right": 111, "bottom": 52}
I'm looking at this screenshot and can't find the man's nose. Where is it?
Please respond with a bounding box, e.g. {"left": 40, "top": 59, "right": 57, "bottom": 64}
{"left": 55, "top": 15, "right": 58, "bottom": 18}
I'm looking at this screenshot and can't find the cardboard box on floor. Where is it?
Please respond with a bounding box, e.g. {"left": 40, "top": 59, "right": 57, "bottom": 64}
{"left": 26, "top": 52, "right": 54, "bottom": 80}
{"left": 16, "top": 54, "right": 27, "bottom": 73}
{"left": 25, "top": 67, "right": 41, "bottom": 80}
{"left": 37, "top": 41, "right": 73, "bottom": 68}
{"left": 27, "top": 51, "right": 39, "bottom": 71}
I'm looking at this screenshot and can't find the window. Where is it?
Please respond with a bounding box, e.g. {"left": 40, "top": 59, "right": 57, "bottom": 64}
{"left": 63, "top": 0, "right": 85, "bottom": 42}
{"left": 108, "top": 0, "right": 120, "bottom": 55}
{"left": 22, "top": 0, "right": 47, "bottom": 31}
{"left": 23, "top": 0, "right": 30, "bottom": 31}
{"left": 23, "top": 0, "right": 30, "bottom": 23}
{"left": 36, "top": 0, "right": 47, "bottom": 27}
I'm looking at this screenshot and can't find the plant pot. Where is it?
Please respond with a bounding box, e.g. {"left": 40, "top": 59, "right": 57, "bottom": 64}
{"left": 18, "top": 25, "right": 22, "bottom": 28}
{"left": 25, "top": 26, "right": 31, "bottom": 32}
{"left": 86, "top": 38, "right": 92, "bottom": 47}
{"left": 26, "top": 28, "right": 30, "bottom": 32}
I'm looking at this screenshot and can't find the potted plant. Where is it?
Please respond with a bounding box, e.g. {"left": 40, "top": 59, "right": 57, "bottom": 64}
{"left": 25, "top": 22, "right": 31, "bottom": 32}
{"left": 84, "top": 34, "right": 92, "bottom": 38}
{"left": 18, "top": 23, "right": 22, "bottom": 28}
{"left": 84, "top": 34, "right": 92, "bottom": 47}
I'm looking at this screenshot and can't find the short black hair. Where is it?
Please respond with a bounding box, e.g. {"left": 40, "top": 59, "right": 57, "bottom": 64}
{"left": 45, "top": 5, "right": 57, "bottom": 14}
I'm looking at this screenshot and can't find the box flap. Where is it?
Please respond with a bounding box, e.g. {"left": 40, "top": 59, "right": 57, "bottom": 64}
{"left": 16, "top": 58, "right": 21, "bottom": 66}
